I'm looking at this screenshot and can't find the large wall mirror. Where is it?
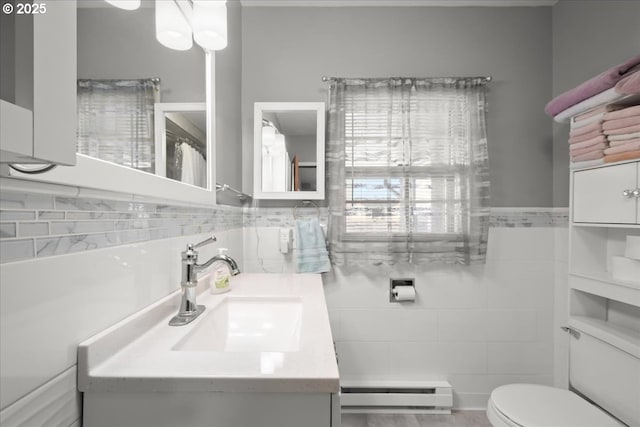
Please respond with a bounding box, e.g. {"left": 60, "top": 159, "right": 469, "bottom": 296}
{"left": 10, "top": 1, "right": 216, "bottom": 206}
{"left": 253, "top": 102, "right": 325, "bottom": 200}
{"left": 76, "top": 2, "right": 210, "bottom": 188}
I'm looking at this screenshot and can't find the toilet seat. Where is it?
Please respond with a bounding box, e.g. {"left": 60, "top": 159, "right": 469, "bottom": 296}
{"left": 487, "top": 384, "right": 623, "bottom": 427}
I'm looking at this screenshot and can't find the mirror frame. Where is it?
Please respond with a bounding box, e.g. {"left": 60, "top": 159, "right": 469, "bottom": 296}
{"left": 9, "top": 53, "right": 216, "bottom": 207}
{"left": 154, "top": 102, "right": 208, "bottom": 187}
{"left": 253, "top": 102, "right": 325, "bottom": 200}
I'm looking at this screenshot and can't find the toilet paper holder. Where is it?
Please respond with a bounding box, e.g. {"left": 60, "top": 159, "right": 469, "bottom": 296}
{"left": 389, "top": 278, "right": 415, "bottom": 303}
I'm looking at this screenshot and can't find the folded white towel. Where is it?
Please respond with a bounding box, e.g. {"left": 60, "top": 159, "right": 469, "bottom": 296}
{"left": 569, "top": 158, "right": 605, "bottom": 169}
{"left": 554, "top": 88, "right": 620, "bottom": 123}
{"left": 295, "top": 218, "right": 331, "bottom": 274}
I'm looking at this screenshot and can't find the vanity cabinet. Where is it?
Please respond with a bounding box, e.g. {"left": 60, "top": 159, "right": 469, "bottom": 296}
{"left": 0, "top": 0, "right": 76, "bottom": 165}
{"left": 78, "top": 273, "right": 340, "bottom": 427}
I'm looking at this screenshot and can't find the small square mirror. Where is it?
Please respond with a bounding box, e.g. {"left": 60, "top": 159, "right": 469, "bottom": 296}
{"left": 253, "top": 102, "right": 325, "bottom": 200}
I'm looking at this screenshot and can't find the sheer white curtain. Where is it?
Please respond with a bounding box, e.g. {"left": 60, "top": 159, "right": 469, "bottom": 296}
{"left": 326, "top": 78, "right": 490, "bottom": 266}
{"left": 77, "top": 79, "right": 159, "bottom": 173}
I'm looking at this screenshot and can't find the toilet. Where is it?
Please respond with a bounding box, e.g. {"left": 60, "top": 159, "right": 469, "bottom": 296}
{"left": 486, "top": 330, "right": 638, "bottom": 427}
{"left": 487, "top": 384, "right": 624, "bottom": 427}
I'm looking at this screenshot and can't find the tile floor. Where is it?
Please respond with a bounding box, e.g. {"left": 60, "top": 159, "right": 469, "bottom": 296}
{"left": 341, "top": 411, "right": 492, "bottom": 427}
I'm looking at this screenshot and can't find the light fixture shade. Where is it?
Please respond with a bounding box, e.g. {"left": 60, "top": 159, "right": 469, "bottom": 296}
{"left": 155, "top": 0, "right": 193, "bottom": 51}
{"left": 192, "top": 0, "right": 227, "bottom": 51}
{"left": 105, "top": 0, "right": 141, "bottom": 10}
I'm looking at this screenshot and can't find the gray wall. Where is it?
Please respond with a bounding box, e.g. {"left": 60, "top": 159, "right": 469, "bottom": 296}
{"left": 551, "top": 0, "right": 640, "bottom": 206}
{"left": 242, "top": 6, "right": 553, "bottom": 207}
{"left": 216, "top": 2, "right": 244, "bottom": 203}
{"left": 77, "top": 8, "right": 205, "bottom": 103}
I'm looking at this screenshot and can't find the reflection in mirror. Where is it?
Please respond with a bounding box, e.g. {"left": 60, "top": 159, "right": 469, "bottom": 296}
{"left": 254, "top": 102, "right": 325, "bottom": 200}
{"left": 76, "top": 2, "right": 209, "bottom": 187}
{"left": 261, "top": 110, "right": 318, "bottom": 192}
{"left": 154, "top": 103, "right": 207, "bottom": 189}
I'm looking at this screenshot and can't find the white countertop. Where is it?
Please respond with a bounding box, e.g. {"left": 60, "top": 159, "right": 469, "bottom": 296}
{"left": 78, "top": 274, "right": 340, "bottom": 394}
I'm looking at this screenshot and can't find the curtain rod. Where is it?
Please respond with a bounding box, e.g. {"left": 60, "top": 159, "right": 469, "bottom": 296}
{"left": 321, "top": 75, "right": 492, "bottom": 82}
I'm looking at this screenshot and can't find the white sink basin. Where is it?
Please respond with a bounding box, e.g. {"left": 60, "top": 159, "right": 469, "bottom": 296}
{"left": 173, "top": 296, "right": 303, "bottom": 352}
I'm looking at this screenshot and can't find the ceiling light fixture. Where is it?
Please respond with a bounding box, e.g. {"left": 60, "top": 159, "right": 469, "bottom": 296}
{"left": 104, "top": 0, "right": 141, "bottom": 10}
{"left": 155, "top": 0, "right": 193, "bottom": 51}
{"left": 157, "top": 0, "right": 227, "bottom": 52}
{"left": 104, "top": 0, "right": 227, "bottom": 52}
{"left": 192, "top": 0, "right": 228, "bottom": 51}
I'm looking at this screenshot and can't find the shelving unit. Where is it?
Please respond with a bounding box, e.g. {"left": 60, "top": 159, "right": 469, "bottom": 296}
{"left": 568, "top": 155, "right": 640, "bottom": 361}
{"left": 565, "top": 92, "right": 640, "bottom": 378}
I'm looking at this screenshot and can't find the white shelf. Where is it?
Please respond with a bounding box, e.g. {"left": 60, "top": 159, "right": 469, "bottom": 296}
{"left": 569, "top": 273, "right": 640, "bottom": 307}
{"left": 572, "top": 222, "right": 640, "bottom": 230}
{"left": 569, "top": 316, "right": 640, "bottom": 358}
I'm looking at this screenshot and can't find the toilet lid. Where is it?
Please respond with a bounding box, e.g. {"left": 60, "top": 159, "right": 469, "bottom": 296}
{"left": 490, "top": 384, "right": 623, "bottom": 427}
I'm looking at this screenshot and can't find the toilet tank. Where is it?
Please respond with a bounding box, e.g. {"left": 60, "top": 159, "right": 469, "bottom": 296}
{"left": 570, "top": 331, "right": 640, "bottom": 427}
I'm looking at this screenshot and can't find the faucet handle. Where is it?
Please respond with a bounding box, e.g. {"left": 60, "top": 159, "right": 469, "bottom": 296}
{"left": 193, "top": 236, "right": 217, "bottom": 249}
{"left": 182, "top": 236, "right": 217, "bottom": 262}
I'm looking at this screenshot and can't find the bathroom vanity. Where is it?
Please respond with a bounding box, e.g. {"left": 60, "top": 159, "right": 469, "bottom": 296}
{"left": 78, "top": 274, "right": 340, "bottom": 427}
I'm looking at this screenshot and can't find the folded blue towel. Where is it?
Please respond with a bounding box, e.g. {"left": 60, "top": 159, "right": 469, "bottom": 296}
{"left": 295, "top": 218, "right": 331, "bottom": 273}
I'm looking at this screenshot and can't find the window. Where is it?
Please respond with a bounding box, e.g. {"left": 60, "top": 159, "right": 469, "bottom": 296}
{"left": 327, "top": 78, "right": 490, "bottom": 265}
{"left": 77, "top": 79, "right": 159, "bottom": 173}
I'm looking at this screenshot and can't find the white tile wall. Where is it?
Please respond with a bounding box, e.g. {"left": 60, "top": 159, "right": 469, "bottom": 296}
{"left": 0, "top": 228, "right": 243, "bottom": 425}
{"left": 245, "top": 221, "right": 565, "bottom": 409}
{"left": 553, "top": 227, "right": 570, "bottom": 388}
{"left": 0, "top": 201, "right": 567, "bottom": 423}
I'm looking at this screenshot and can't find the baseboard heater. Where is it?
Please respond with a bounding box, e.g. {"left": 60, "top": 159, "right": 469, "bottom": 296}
{"left": 340, "top": 380, "right": 453, "bottom": 414}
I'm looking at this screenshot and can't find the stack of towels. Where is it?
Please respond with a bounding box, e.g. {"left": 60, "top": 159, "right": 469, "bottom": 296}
{"left": 569, "top": 110, "right": 608, "bottom": 168}
{"left": 545, "top": 54, "right": 640, "bottom": 121}
{"left": 602, "top": 105, "right": 640, "bottom": 163}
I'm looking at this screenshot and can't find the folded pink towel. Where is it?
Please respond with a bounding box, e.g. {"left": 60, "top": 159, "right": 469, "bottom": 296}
{"left": 545, "top": 55, "right": 640, "bottom": 116}
{"left": 574, "top": 105, "right": 610, "bottom": 121}
{"left": 569, "top": 129, "right": 604, "bottom": 144}
{"left": 569, "top": 120, "right": 603, "bottom": 137}
{"left": 603, "top": 105, "right": 640, "bottom": 121}
{"left": 602, "top": 115, "right": 640, "bottom": 131}
{"left": 569, "top": 134, "right": 607, "bottom": 148}
{"left": 609, "top": 137, "right": 640, "bottom": 147}
{"left": 604, "top": 149, "right": 640, "bottom": 163}
{"left": 570, "top": 142, "right": 607, "bottom": 156}
{"left": 604, "top": 123, "right": 640, "bottom": 136}
{"left": 608, "top": 131, "right": 640, "bottom": 141}
{"left": 615, "top": 71, "right": 640, "bottom": 95}
{"left": 604, "top": 140, "right": 640, "bottom": 155}
{"left": 572, "top": 150, "right": 604, "bottom": 162}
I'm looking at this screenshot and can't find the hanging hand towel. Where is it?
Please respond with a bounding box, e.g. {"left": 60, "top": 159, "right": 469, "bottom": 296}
{"left": 295, "top": 218, "right": 331, "bottom": 274}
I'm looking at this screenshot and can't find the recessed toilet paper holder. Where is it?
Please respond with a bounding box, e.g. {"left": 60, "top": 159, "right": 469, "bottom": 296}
{"left": 389, "top": 278, "right": 415, "bottom": 302}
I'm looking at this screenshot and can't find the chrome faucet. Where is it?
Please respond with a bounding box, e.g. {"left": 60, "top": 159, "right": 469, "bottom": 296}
{"left": 168, "top": 236, "right": 241, "bottom": 326}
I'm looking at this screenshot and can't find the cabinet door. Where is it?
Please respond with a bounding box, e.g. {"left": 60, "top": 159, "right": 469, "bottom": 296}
{"left": 0, "top": 0, "right": 76, "bottom": 165}
{"left": 573, "top": 163, "right": 638, "bottom": 224}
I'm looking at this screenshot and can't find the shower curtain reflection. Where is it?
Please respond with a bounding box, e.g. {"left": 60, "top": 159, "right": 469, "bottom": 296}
{"left": 166, "top": 117, "right": 207, "bottom": 188}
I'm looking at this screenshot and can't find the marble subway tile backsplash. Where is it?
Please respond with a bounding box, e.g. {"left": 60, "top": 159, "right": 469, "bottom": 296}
{"left": 0, "top": 191, "right": 243, "bottom": 263}
{"left": 244, "top": 206, "right": 569, "bottom": 229}
{"left": 1, "top": 187, "right": 568, "bottom": 264}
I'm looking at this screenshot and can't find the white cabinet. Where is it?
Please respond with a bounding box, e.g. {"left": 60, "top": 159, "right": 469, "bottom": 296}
{"left": 0, "top": 0, "right": 76, "bottom": 165}
{"left": 569, "top": 161, "right": 640, "bottom": 367}
{"left": 573, "top": 162, "right": 639, "bottom": 224}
